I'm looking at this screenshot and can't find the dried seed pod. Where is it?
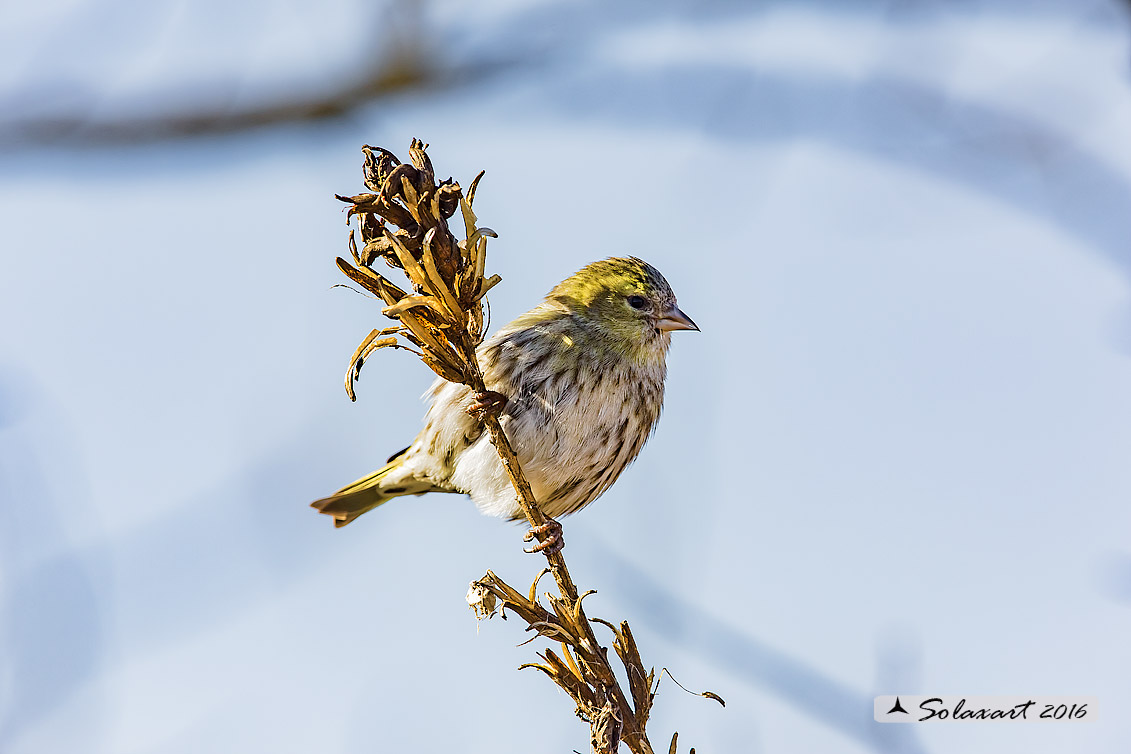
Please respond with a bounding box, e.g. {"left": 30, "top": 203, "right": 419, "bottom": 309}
{"left": 407, "top": 137, "right": 435, "bottom": 186}
{"left": 423, "top": 227, "right": 461, "bottom": 294}
{"left": 437, "top": 180, "right": 462, "bottom": 218}
{"left": 398, "top": 174, "right": 422, "bottom": 222}
{"left": 382, "top": 162, "right": 422, "bottom": 203}
{"left": 415, "top": 185, "right": 439, "bottom": 232}
{"left": 359, "top": 212, "right": 384, "bottom": 246}
{"left": 362, "top": 145, "right": 400, "bottom": 192}
{"left": 360, "top": 237, "right": 392, "bottom": 266}
{"left": 375, "top": 197, "right": 419, "bottom": 237}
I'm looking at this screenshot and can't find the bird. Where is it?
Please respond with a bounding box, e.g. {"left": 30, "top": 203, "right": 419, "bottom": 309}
{"left": 311, "top": 257, "right": 698, "bottom": 550}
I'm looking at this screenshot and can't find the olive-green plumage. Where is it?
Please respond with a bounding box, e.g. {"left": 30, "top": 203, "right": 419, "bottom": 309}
{"left": 312, "top": 257, "right": 697, "bottom": 526}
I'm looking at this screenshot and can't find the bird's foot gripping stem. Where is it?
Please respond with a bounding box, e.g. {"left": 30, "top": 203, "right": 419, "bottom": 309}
{"left": 468, "top": 390, "right": 508, "bottom": 420}
{"left": 524, "top": 516, "right": 564, "bottom": 555}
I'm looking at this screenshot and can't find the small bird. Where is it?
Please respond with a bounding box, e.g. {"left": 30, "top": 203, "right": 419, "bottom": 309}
{"left": 312, "top": 257, "right": 697, "bottom": 549}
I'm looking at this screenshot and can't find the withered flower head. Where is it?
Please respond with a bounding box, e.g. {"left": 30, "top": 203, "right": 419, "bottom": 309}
{"left": 334, "top": 139, "right": 499, "bottom": 400}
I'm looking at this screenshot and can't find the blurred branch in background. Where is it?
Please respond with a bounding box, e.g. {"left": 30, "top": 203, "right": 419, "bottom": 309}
{"left": 0, "top": 0, "right": 498, "bottom": 147}
{"left": 4, "top": 0, "right": 1130, "bottom": 302}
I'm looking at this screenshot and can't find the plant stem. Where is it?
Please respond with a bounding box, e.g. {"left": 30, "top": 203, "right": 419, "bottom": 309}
{"left": 461, "top": 337, "right": 651, "bottom": 754}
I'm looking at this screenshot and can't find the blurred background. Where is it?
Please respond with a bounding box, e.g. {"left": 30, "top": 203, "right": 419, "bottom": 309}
{"left": 2, "top": 0, "right": 1130, "bottom": 751}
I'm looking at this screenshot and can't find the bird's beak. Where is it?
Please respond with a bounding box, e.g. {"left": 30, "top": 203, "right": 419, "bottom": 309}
{"left": 656, "top": 306, "right": 699, "bottom": 332}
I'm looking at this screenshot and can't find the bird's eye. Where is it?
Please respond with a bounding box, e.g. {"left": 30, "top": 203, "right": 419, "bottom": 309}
{"left": 627, "top": 295, "right": 648, "bottom": 310}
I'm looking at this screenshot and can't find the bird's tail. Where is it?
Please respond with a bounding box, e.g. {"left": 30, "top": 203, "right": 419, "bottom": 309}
{"left": 311, "top": 456, "right": 436, "bottom": 528}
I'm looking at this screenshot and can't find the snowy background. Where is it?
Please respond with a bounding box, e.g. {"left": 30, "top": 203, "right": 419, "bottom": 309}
{"left": 2, "top": 1, "right": 1130, "bottom": 752}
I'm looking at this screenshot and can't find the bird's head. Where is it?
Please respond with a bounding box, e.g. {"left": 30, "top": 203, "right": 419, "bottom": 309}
{"left": 546, "top": 257, "right": 698, "bottom": 363}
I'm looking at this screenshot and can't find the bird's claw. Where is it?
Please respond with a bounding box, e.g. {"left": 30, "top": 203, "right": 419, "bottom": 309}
{"left": 523, "top": 517, "right": 564, "bottom": 555}
{"left": 468, "top": 390, "right": 508, "bottom": 420}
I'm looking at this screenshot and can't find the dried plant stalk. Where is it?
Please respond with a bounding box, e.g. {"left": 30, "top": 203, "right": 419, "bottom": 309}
{"left": 333, "top": 140, "right": 711, "bottom": 753}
